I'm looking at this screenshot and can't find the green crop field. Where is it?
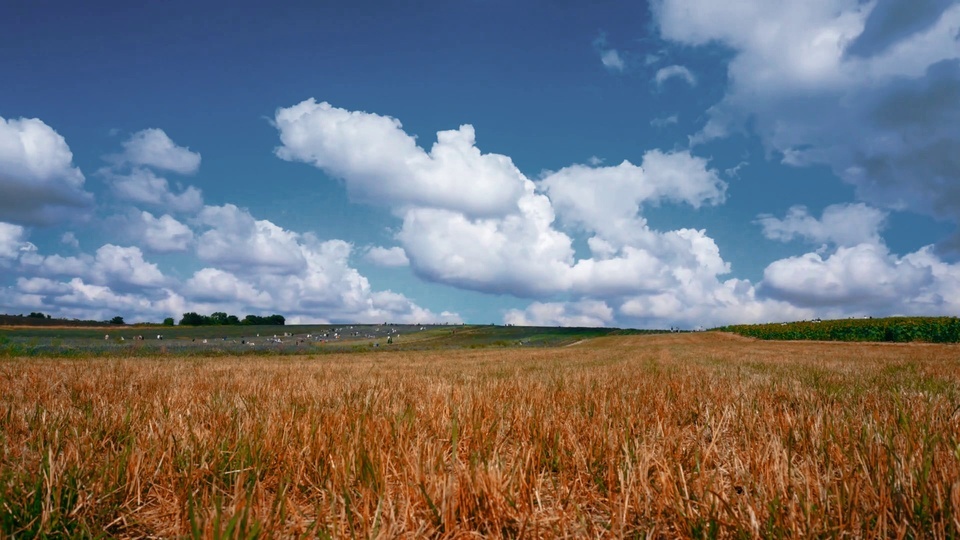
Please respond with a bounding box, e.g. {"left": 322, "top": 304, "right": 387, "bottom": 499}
{"left": 0, "top": 323, "right": 659, "bottom": 357}
{"left": 718, "top": 316, "right": 960, "bottom": 343}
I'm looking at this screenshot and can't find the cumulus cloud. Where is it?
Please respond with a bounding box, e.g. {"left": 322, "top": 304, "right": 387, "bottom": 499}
{"left": 60, "top": 232, "right": 79, "bottom": 249}
{"left": 542, "top": 150, "right": 726, "bottom": 244}
{"left": 189, "top": 204, "right": 458, "bottom": 324}
{"left": 0, "top": 276, "right": 186, "bottom": 323}
{"left": 759, "top": 243, "right": 960, "bottom": 314}
{"left": 102, "top": 168, "right": 203, "bottom": 213}
{"left": 275, "top": 100, "right": 804, "bottom": 327}
{"left": 130, "top": 211, "right": 194, "bottom": 253}
{"left": 3, "top": 209, "right": 458, "bottom": 324}
{"left": 99, "top": 129, "right": 204, "bottom": 214}
{"left": 655, "top": 64, "right": 697, "bottom": 87}
{"left": 0, "top": 116, "right": 93, "bottom": 226}
{"left": 655, "top": 0, "right": 960, "bottom": 240}
{"left": 504, "top": 300, "right": 614, "bottom": 327}
{"left": 756, "top": 203, "right": 888, "bottom": 247}
{"left": 47, "top": 245, "right": 164, "bottom": 289}
{"left": 183, "top": 267, "right": 273, "bottom": 307}
{"left": 365, "top": 246, "right": 409, "bottom": 267}
{"left": 274, "top": 99, "right": 527, "bottom": 218}
{"left": 754, "top": 202, "right": 960, "bottom": 316}
{"left": 112, "top": 128, "right": 201, "bottom": 174}
{"left": 196, "top": 204, "right": 307, "bottom": 274}
{"left": 0, "top": 222, "right": 30, "bottom": 261}
{"left": 275, "top": 99, "right": 960, "bottom": 327}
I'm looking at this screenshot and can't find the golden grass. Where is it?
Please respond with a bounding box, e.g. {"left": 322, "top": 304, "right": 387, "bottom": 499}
{"left": 1, "top": 332, "right": 958, "bottom": 538}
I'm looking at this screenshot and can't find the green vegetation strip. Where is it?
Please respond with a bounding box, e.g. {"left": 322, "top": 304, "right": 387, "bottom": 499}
{"left": 718, "top": 316, "right": 960, "bottom": 343}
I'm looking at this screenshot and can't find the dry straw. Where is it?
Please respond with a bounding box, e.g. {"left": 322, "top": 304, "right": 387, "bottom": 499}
{"left": 1, "top": 333, "right": 958, "bottom": 537}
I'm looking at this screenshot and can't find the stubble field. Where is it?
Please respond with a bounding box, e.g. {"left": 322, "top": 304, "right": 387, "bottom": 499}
{"left": 1, "top": 332, "right": 958, "bottom": 538}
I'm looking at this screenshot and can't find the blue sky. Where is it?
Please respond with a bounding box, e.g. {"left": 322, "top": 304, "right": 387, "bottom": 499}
{"left": 2, "top": 0, "right": 959, "bottom": 327}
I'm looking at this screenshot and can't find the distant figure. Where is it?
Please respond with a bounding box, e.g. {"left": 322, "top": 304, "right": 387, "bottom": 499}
{"left": 104, "top": 334, "right": 109, "bottom": 340}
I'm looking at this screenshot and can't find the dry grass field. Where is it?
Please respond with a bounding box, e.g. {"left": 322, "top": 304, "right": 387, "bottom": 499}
{"left": 1, "top": 332, "right": 958, "bottom": 538}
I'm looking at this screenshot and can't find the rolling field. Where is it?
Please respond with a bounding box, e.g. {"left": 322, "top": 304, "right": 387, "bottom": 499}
{"left": 1, "top": 332, "right": 958, "bottom": 537}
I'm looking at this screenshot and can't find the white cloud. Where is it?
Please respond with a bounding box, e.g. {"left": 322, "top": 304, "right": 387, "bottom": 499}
{"left": 133, "top": 211, "right": 194, "bottom": 253}
{"left": 601, "top": 49, "right": 626, "bottom": 72}
{"left": 21, "top": 243, "right": 167, "bottom": 291}
{"left": 0, "top": 222, "right": 29, "bottom": 261}
{"left": 542, "top": 150, "right": 726, "bottom": 246}
{"left": 650, "top": 114, "right": 679, "bottom": 127}
{"left": 4, "top": 210, "right": 458, "bottom": 324}
{"left": 99, "top": 129, "right": 204, "bottom": 215}
{"left": 60, "top": 232, "right": 79, "bottom": 249}
{"left": 275, "top": 100, "right": 798, "bottom": 328}
{"left": 275, "top": 99, "right": 527, "bottom": 218}
{"left": 594, "top": 32, "right": 627, "bottom": 73}
{"left": 365, "top": 246, "right": 409, "bottom": 267}
{"left": 183, "top": 267, "right": 273, "bottom": 307}
{"left": 655, "top": 0, "right": 960, "bottom": 240}
{"left": 195, "top": 204, "right": 307, "bottom": 274}
{"left": 504, "top": 300, "right": 614, "bottom": 327}
{"left": 114, "top": 128, "right": 201, "bottom": 175}
{"left": 276, "top": 99, "right": 960, "bottom": 327}
{"left": 0, "top": 116, "right": 93, "bottom": 226}
{"left": 759, "top": 243, "right": 960, "bottom": 313}
{"left": 655, "top": 64, "right": 697, "bottom": 87}
{"left": 102, "top": 167, "right": 203, "bottom": 213}
{"left": 0, "top": 277, "right": 185, "bottom": 323}
{"left": 756, "top": 203, "right": 888, "bottom": 247}
{"left": 189, "top": 204, "right": 458, "bottom": 323}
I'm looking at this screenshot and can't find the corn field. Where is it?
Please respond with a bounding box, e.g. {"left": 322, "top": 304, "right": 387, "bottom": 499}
{"left": 719, "top": 316, "right": 960, "bottom": 343}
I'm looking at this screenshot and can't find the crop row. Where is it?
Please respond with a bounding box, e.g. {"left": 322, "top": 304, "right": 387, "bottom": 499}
{"left": 718, "top": 316, "right": 960, "bottom": 342}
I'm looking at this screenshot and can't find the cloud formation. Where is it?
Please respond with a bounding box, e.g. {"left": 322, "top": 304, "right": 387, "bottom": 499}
{"left": 756, "top": 202, "right": 960, "bottom": 315}
{"left": 275, "top": 99, "right": 526, "bottom": 218}
{"left": 114, "top": 128, "right": 202, "bottom": 175}
{"left": 594, "top": 32, "right": 626, "bottom": 72}
{"left": 756, "top": 203, "right": 888, "bottom": 247}
{"left": 365, "top": 246, "right": 410, "bottom": 267}
{"left": 0, "top": 116, "right": 93, "bottom": 226}
{"left": 655, "top": 65, "right": 697, "bottom": 87}
{"left": 100, "top": 130, "right": 204, "bottom": 213}
{"left": 274, "top": 99, "right": 812, "bottom": 327}
{"left": 655, "top": 0, "right": 960, "bottom": 240}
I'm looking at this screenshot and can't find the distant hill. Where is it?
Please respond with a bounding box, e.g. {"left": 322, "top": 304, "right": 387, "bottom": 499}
{"left": 0, "top": 314, "right": 116, "bottom": 328}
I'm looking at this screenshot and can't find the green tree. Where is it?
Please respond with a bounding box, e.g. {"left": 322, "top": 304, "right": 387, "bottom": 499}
{"left": 162, "top": 317, "right": 175, "bottom": 326}
{"left": 110, "top": 316, "right": 125, "bottom": 325}
{"left": 179, "top": 312, "right": 206, "bottom": 326}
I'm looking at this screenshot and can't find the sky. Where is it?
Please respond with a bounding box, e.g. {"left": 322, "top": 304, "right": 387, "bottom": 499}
{"left": 2, "top": 0, "right": 960, "bottom": 328}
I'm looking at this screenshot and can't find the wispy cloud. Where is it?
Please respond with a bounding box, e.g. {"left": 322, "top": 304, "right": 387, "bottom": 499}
{"left": 655, "top": 65, "right": 697, "bottom": 87}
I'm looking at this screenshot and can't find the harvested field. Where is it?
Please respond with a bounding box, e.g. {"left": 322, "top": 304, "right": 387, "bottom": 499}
{"left": 1, "top": 332, "right": 958, "bottom": 537}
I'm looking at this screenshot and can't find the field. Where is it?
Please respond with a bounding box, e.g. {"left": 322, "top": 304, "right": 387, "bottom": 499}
{"left": 1, "top": 332, "right": 959, "bottom": 537}
{"left": 719, "top": 316, "right": 960, "bottom": 343}
{"left": 0, "top": 324, "right": 645, "bottom": 357}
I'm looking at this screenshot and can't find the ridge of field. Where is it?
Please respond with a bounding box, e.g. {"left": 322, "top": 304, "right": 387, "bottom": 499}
{"left": 2, "top": 332, "right": 957, "bottom": 537}
{"left": 0, "top": 324, "right": 661, "bottom": 357}
{"left": 718, "top": 316, "right": 960, "bottom": 343}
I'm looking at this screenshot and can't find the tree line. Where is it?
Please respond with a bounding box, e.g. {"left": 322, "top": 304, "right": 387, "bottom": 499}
{"left": 178, "top": 312, "right": 286, "bottom": 326}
